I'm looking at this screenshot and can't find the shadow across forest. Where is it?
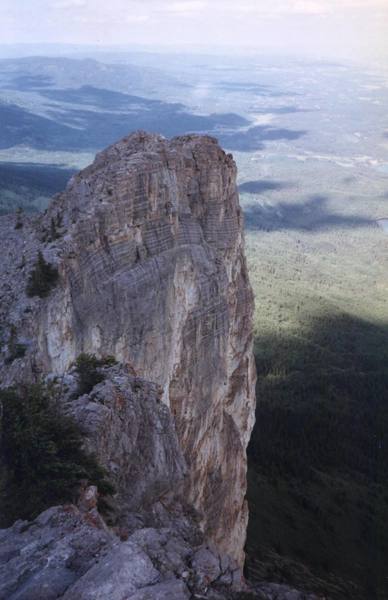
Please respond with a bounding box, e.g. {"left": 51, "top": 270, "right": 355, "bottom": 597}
{"left": 0, "top": 162, "right": 76, "bottom": 193}
{"left": 0, "top": 88, "right": 250, "bottom": 152}
{"left": 243, "top": 194, "right": 373, "bottom": 232}
{"left": 0, "top": 162, "right": 76, "bottom": 213}
{"left": 246, "top": 311, "right": 388, "bottom": 600}
{"left": 216, "top": 81, "right": 300, "bottom": 97}
{"left": 253, "top": 106, "right": 311, "bottom": 115}
{"left": 219, "top": 125, "right": 307, "bottom": 152}
{"left": 7, "top": 74, "right": 54, "bottom": 90}
{"left": 0, "top": 77, "right": 307, "bottom": 155}
{"left": 239, "top": 179, "right": 291, "bottom": 194}
{"left": 41, "top": 85, "right": 170, "bottom": 110}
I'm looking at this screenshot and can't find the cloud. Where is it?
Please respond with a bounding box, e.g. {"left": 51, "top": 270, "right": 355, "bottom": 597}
{"left": 292, "top": 1, "right": 330, "bottom": 15}
{"left": 163, "top": 1, "right": 207, "bottom": 14}
{"left": 215, "top": 1, "right": 330, "bottom": 18}
{"left": 0, "top": 0, "right": 387, "bottom": 64}
{"left": 51, "top": 0, "right": 87, "bottom": 8}
{"left": 220, "top": 0, "right": 388, "bottom": 17}
{"left": 125, "top": 14, "right": 149, "bottom": 23}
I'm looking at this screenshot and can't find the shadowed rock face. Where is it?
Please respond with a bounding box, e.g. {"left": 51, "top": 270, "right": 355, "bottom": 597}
{"left": 0, "top": 132, "right": 256, "bottom": 565}
{"left": 65, "top": 366, "right": 188, "bottom": 526}
{"left": 0, "top": 366, "right": 244, "bottom": 600}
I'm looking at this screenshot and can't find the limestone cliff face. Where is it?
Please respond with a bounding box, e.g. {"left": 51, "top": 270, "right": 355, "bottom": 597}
{"left": 0, "top": 132, "right": 256, "bottom": 565}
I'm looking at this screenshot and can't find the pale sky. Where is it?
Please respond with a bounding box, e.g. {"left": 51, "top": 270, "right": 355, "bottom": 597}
{"left": 1, "top": 0, "right": 388, "bottom": 64}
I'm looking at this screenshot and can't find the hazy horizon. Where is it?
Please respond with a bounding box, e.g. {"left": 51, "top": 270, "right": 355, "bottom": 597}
{"left": 1, "top": 1, "right": 388, "bottom": 68}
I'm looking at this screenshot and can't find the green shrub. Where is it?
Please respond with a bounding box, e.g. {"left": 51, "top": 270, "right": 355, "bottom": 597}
{"left": 5, "top": 325, "right": 26, "bottom": 364}
{"left": 14, "top": 207, "right": 23, "bottom": 230}
{"left": 48, "top": 214, "right": 63, "bottom": 241}
{"left": 5, "top": 343, "right": 26, "bottom": 364}
{"left": 74, "top": 353, "right": 117, "bottom": 396}
{"left": 26, "top": 251, "right": 59, "bottom": 298}
{"left": 50, "top": 217, "right": 59, "bottom": 241}
{"left": 0, "top": 384, "right": 114, "bottom": 526}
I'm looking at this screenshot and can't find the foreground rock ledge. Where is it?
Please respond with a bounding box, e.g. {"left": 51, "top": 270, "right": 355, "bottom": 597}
{"left": 0, "top": 367, "right": 245, "bottom": 600}
{"left": 0, "top": 132, "right": 256, "bottom": 566}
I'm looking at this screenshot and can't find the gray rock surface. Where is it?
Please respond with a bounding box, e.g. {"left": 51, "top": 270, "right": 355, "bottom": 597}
{"left": 0, "top": 133, "right": 320, "bottom": 600}
{"left": 0, "top": 132, "right": 256, "bottom": 565}
{"left": 0, "top": 502, "right": 245, "bottom": 600}
{"left": 62, "top": 366, "right": 188, "bottom": 529}
{"left": 0, "top": 506, "right": 112, "bottom": 600}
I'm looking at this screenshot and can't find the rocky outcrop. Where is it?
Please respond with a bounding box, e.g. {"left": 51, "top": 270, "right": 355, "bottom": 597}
{"left": 62, "top": 365, "right": 188, "bottom": 530}
{"left": 0, "top": 363, "right": 247, "bottom": 600}
{"left": 0, "top": 132, "right": 256, "bottom": 567}
{"left": 0, "top": 504, "right": 238, "bottom": 600}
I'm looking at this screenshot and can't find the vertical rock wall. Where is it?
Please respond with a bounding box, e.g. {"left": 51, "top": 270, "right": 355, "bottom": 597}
{"left": 2, "top": 132, "right": 256, "bottom": 565}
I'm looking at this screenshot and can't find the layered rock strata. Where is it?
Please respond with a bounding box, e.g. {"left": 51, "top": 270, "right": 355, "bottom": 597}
{"left": 0, "top": 132, "right": 256, "bottom": 566}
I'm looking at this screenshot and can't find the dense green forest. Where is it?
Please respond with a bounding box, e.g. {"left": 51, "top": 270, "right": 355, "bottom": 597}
{"left": 246, "top": 312, "right": 388, "bottom": 599}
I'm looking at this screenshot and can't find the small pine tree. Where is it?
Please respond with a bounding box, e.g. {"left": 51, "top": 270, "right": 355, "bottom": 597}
{"left": 74, "top": 353, "right": 117, "bottom": 396}
{"left": 26, "top": 251, "right": 59, "bottom": 298}
{"left": 50, "top": 217, "right": 58, "bottom": 241}
{"left": 14, "top": 207, "right": 23, "bottom": 230}
{"left": 5, "top": 325, "right": 26, "bottom": 364}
